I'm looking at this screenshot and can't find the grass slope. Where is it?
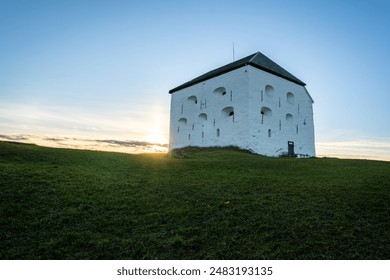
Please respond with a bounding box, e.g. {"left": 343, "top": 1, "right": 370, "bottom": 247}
{"left": 0, "top": 141, "right": 389, "bottom": 259}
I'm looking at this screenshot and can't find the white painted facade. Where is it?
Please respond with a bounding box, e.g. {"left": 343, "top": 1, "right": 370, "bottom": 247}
{"left": 169, "top": 56, "right": 315, "bottom": 157}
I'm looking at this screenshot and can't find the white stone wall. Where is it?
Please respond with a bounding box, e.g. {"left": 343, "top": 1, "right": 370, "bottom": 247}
{"left": 247, "top": 65, "right": 315, "bottom": 156}
{"left": 169, "top": 65, "right": 315, "bottom": 157}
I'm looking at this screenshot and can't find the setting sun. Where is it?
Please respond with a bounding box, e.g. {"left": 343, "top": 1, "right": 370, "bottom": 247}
{"left": 143, "top": 114, "right": 169, "bottom": 145}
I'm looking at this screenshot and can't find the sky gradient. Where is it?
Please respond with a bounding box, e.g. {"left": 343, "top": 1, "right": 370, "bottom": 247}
{"left": 1, "top": 0, "right": 390, "bottom": 159}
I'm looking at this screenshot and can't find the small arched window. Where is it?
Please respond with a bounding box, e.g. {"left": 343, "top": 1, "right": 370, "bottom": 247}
{"left": 260, "top": 106, "right": 272, "bottom": 124}
{"left": 214, "top": 87, "right": 227, "bottom": 96}
{"left": 216, "top": 128, "right": 220, "bottom": 137}
{"left": 188, "top": 95, "right": 197, "bottom": 104}
{"left": 286, "top": 113, "right": 294, "bottom": 123}
{"left": 198, "top": 113, "right": 207, "bottom": 122}
{"left": 265, "top": 85, "right": 274, "bottom": 98}
{"left": 178, "top": 118, "right": 187, "bottom": 125}
{"left": 268, "top": 129, "right": 272, "bottom": 138}
{"left": 221, "top": 106, "right": 234, "bottom": 118}
{"left": 260, "top": 106, "right": 272, "bottom": 117}
{"left": 287, "top": 92, "right": 294, "bottom": 104}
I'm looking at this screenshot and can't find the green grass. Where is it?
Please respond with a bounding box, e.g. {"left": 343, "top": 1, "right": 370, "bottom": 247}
{"left": 0, "top": 141, "right": 389, "bottom": 259}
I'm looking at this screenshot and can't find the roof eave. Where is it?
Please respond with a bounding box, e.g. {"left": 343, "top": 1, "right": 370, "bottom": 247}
{"left": 169, "top": 63, "right": 247, "bottom": 94}
{"left": 248, "top": 62, "right": 306, "bottom": 86}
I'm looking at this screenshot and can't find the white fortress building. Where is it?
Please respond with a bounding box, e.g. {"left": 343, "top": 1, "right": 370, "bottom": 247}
{"left": 168, "top": 51, "right": 315, "bottom": 157}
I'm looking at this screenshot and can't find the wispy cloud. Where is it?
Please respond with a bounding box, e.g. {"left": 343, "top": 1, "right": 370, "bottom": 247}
{"left": 0, "top": 134, "right": 30, "bottom": 141}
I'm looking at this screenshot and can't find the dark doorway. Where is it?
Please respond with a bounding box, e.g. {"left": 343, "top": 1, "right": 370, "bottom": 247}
{"left": 288, "top": 141, "right": 295, "bottom": 156}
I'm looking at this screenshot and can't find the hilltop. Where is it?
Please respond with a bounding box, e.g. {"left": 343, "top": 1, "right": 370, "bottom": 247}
{"left": 0, "top": 141, "right": 389, "bottom": 259}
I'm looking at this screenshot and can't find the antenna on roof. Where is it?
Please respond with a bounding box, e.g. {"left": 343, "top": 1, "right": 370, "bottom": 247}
{"left": 232, "top": 41, "right": 235, "bottom": 62}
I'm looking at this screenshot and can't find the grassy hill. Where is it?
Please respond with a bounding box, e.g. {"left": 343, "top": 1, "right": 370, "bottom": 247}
{"left": 0, "top": 141, "right": 389, "bottom": 259}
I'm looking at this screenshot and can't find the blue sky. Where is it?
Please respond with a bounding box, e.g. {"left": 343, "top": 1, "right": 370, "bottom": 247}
{"left": 1, "top": 0, "right": 390, "bottom": 159}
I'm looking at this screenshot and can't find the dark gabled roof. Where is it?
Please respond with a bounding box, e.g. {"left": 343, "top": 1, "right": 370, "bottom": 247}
{"left": 169, "top": 51, "right": 306, "bottom": 94}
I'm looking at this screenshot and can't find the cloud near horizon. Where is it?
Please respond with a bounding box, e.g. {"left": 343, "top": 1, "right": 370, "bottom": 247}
{"left": 2, "top": 133, "right": 390, "bottom": 161}
{"left": 0, "top": 102, "right": 169, "bottom": 144}
{"left": 0, "top": 134, "right": 168, "bottom": 153}
{"left": 316, "top": 139, "right": 390, "bottom": 161}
